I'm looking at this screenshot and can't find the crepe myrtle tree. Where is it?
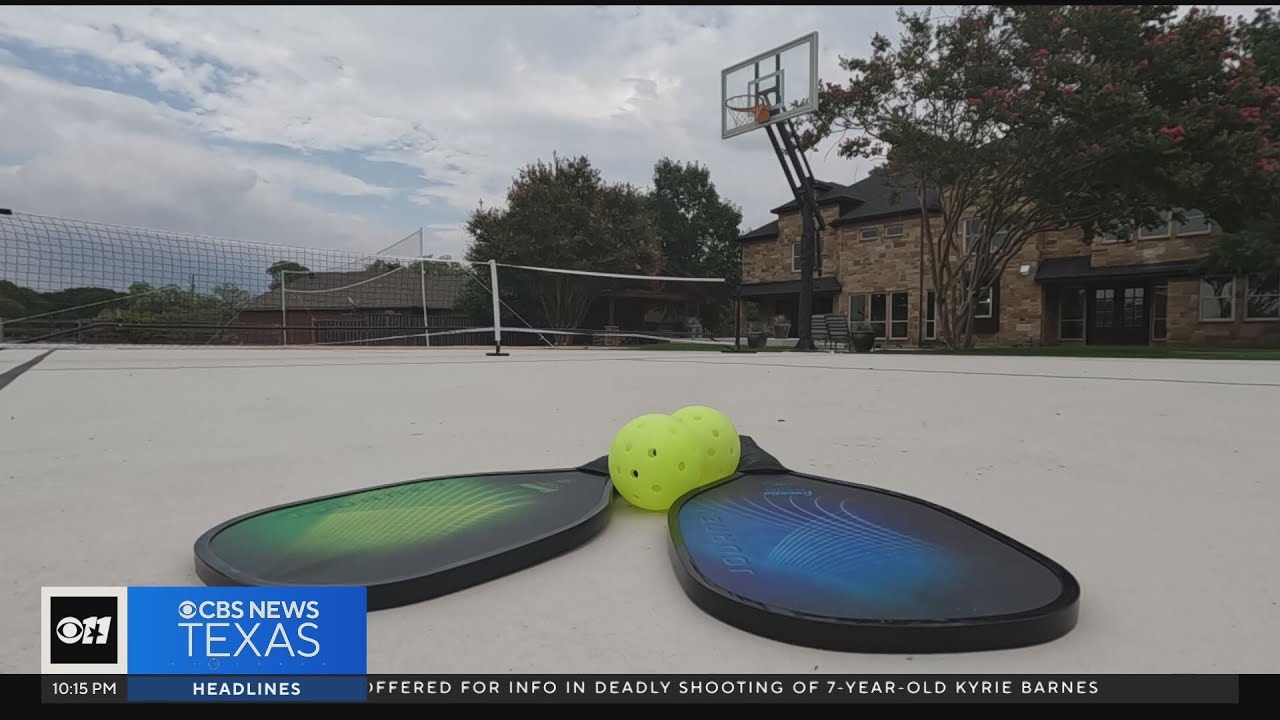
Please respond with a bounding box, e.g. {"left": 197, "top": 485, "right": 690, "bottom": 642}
{"left": 464, "top": 153, "right": 662, "bottom": 341}
{"left": 800, "top": 5, "right": 1280, "bottom": 348}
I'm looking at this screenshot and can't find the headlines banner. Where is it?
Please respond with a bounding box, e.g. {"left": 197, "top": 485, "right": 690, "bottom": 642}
{"left": 35, "top": 586, "right": 1259, "bottom": 704}
{"left": 36, "top": 674, "right": 1251, "bottom": 704}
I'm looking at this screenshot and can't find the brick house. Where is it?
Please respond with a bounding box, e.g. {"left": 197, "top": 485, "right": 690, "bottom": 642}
{"left": 236, "top": 270, "right": 475, "bottom": 345}
{"left": 737, "top": 174, "right": 1280, "bottom": 348}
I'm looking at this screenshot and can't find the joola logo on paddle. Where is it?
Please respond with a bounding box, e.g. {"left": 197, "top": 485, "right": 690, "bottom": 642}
{"left": 699, "top": 511, "right": 753, "bottom": 575}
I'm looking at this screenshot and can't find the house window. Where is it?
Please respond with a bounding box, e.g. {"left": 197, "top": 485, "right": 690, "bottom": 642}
{"left": 1175, "top": 209, "right": 1210, "bottom": 236}
{"left": 975, "top": 286, "right": 994, "bottom": 318}
{"left": 792, "top": 240, "right": 822, "bottom": 272}
{"left": 885, "top": 224, "right": 905, "bottom": 238}
{"left": 869, "top": 293, "right": 887, "bottom": 339}
{"left": 1246, "top": 273, "right": 1279, "bottom": 320}
{"left": 964, "top": 217, "right": 1009, "bottom": 253}
{"left": 1094, "top": 289, "right": 1115, "bottom": 328}
{"left": 849, "top": 293, "right": 867, "bottom": 324}
{"left": 1123, "top": 287, "right": 1145, "bottom": 327}
{"left": 851, "top": 291, "right": 909, "bottom": 340}
{"left": 1060, "top": 287, "right": 1086, "bottom": 340}
{"left": 1152, "top": 283, "right": 1168, "bottom": 340}
{"left": 860, "top": 227, "right": 880, "bottom": 241}
{"left": 1138, "top": 212, "right": 1171, "bottom": 239}
{"left": 890, "top": 292, "right": 909, "bottom": 339}
{"left": 925, "top": 291, "right": 936, "bottom": 340}
{"left": 1099, "top": 225, "right": 1129, "bottom": 244}
{"left": 1200, "top": 276, "right": 1235, "bottom": 321}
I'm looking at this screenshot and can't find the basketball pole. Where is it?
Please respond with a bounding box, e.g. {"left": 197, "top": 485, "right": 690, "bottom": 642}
{"left": 722, "top": 243, "right": 755, "bottom": 353}
{"left": 765, "top": 120, "right": 823, "bottom": 352}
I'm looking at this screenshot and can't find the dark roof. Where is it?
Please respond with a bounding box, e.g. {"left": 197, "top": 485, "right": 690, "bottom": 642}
{"left": 770, "top": 180, "right": 866, "bottom": 214}
{"left": 830, "top": 174, "right": 941, "bottom": 225}
{"left": 738, "top": 219, "right": 779, "bottom": 241}
{"left": 738, "top": 276, "right": 841, "bottom": 298}
{"left": 242, "top": 269, "right": 467, "bottom": 311}
{"left": 1035, "top": 256, "right": 1206, "bottom": 282}
{"left": 740, "top": 174, "right": 942, "bottom": 241}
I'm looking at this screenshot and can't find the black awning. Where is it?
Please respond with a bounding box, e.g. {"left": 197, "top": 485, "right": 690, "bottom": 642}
{"left": 738, "top": 276, "right": 841, "bottom": 298}
{"left": 1035, "top": 256, "right": 1206, "bottom": 283}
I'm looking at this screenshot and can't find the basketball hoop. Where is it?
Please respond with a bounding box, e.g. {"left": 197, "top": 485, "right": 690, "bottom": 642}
{"left": 725, "top": 93, "right": 773, "bottom": 130}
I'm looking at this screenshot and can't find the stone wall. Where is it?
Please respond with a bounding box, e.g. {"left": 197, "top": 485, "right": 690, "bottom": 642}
{"left": 1165, "top": 277, "right": 1280, "bottom": 347}
{"left": 738, "top": 204, "right": 1274, "bottom": 349}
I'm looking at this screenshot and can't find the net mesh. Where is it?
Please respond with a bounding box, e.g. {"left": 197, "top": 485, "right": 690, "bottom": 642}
{"left": 0, "top": 211, "right": 735, "bottom": 350}
{"left": 725, "top": 94, "right": 773, "bottom": 131}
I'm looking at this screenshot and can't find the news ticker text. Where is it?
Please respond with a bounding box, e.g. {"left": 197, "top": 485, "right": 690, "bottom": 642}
{"left": 37, "top": 674, "right": 1247, "bottom": 703}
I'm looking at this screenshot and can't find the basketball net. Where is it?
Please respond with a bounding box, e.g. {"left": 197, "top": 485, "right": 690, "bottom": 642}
{"left": 725, "top": 94, "right": 773, "bottom": 131}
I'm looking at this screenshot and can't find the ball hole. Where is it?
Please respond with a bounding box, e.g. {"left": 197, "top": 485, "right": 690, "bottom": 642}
{"left": 648, "top": 448, "right": 657, "bottom": 458}
{"left": 694, "top": 415, "right": 702, "bottom": 421}
{"left": 678, "top": 462, "right": 686, "bottom": 471}
{"left": 708, "top": 448, "right": 716, "bottom": 457}
{"left": 651, "top": 484, "right": 662, "bottom": 493}
{"left": 625, "top": 443, "right": 632, "bottom": 452}
{"left": 712, "top": 429, "right": 720, "bottom": 438}
{"left": 631, "top": 469, "right": 639, "bottom": 478}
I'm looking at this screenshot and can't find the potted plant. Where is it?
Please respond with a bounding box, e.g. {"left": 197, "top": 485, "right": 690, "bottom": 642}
{"left": 771, "top": 313, "right": 791, "bottom": 339}
{"left": 850, "top": 321, "right": 877, "bottom": 353}
{"left": 743, "top": 303, "right": 769, "bottom": 349}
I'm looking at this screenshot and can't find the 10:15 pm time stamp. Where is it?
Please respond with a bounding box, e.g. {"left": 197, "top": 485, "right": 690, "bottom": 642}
{"left": 42, "top": 677, "right": 126, "bottom": 704}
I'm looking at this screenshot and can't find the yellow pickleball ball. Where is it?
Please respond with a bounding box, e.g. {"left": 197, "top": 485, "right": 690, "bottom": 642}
{"left": 671, "top": 405, "right": 741, "bottom": 486}
{"left": 608, "top": 414, "right": 706, "bottom": 511}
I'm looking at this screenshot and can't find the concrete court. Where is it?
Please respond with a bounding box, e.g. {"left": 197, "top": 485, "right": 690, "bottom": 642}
{"left": 1, "top": 344, "right": 1278, "bottom": 675}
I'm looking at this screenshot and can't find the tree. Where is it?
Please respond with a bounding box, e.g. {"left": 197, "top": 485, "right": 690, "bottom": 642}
{"left": 407, "top": 255, "right": 468, "bottom": 277}
{"left": 801, "top": 5, "right": 1280, "bottom": 348}
{"left": 365, "top": 259, "right": 404, "bottom": 272}
{"left": 210, "top": 283, "right": 251, "bottom": 312}
{"left": 267, "top": 261, "right": 312, "bottom": 289}
{"left": 464, "top": 154, "right": 662, "bottom": 340}
{"left": 1203, "top": 8, "right": 1280, "bottom": 271}
{"left": 647, "top": 158, "right": 744, "bottom": 333}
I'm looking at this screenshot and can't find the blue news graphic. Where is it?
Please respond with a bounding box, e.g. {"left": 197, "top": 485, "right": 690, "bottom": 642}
{"left": 126, "top": 587, "right": 366, "bottom": 675}
{"left": 128, "top": 676, "right": 367, "bottom": 703}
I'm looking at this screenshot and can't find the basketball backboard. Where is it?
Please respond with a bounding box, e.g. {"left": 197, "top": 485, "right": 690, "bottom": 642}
{"left": 721, "top": 32, "right": 819, "bottom": 140}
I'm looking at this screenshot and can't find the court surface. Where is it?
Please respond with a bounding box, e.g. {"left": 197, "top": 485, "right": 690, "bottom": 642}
{"left": 2, "top": 344, "right": 1278, "bottom": 674}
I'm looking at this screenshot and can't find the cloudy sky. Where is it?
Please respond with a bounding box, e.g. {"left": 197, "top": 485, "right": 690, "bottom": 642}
{"left": 0, "top": 5, "right": 1264, "bottom": 262}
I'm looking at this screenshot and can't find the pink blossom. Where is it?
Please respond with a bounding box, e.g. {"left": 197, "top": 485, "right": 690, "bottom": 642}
{"left": 1240, "top": 107, "right": 1262, "bottom": 123}
{"left": 965, "top": 97, "right": 983, "bottom": 107}
{"left": 1137, "top": 59, "right": 1150, "bottom": 71}
{"left": 1102, "top": 83, "right": 1115, "bottom": 93}
{"left": 1264, "top": 86, "right": 1280, "bottom": 98}
{"left": 1061, "top": 86, "right": 1076, "bottom": 96}
{"left": 1090, "top": 143, "right": 1101, "bottom": 152}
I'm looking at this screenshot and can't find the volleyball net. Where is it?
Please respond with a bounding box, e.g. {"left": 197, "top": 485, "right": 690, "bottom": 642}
{"left": 0, "top": 211, "right": 738, "bottom": 351}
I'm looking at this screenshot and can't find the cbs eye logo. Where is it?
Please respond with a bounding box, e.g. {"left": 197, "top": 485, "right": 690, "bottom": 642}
{"left": 49, "top": 596, "right": 118, "bottom": 664}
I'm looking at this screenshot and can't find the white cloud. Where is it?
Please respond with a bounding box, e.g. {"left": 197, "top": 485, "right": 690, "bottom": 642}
{"left": 0, "top": 65, "right": 407, "bottom": 253}
{"left": 15, "top": 3, "right": 1246, "bottom": 263}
